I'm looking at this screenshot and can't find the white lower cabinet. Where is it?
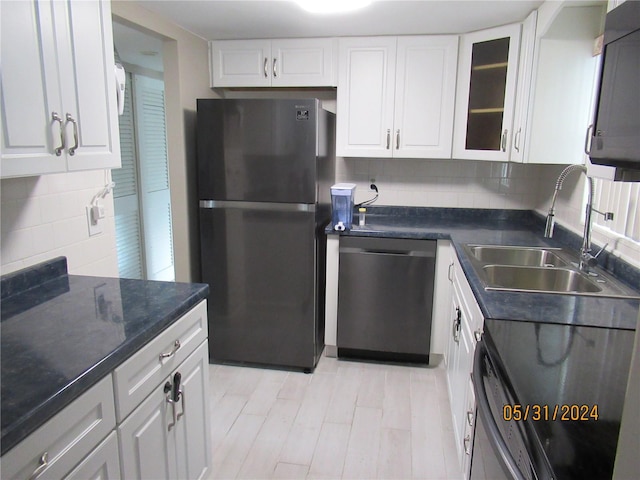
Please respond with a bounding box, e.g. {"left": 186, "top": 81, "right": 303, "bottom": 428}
{"left": 0, "top": 300, "right": 211, "bottom": 480}
{"left": 445, "top": 252, "right": 483, "bottom": 480}
{"left": 119, "top": 341, "right": 211, "bottom": 480}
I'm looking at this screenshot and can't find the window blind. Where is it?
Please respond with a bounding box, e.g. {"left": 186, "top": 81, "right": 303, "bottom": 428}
{"left": 593, "top": 178, "right": 640, "bottom": 242}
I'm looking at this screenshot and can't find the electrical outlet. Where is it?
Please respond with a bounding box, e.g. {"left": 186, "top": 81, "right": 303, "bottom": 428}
{"left": 86, "top": 206, "right": 103, "bottom": 237}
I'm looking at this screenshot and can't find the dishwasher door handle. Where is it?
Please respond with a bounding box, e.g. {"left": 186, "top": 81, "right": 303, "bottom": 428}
{"left": 340, "top": 247, "right": 435, "bottom": 258}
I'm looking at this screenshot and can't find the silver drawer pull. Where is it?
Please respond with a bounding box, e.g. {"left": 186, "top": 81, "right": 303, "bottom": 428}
{"left": 52, "top": 112, "right": 64, "bottom": 156}
{"left": 467, "top": 410, "right": 474, "bottom": 427}
{"left": 474, "top": 330, "right": 482, "bottom": 343}
{"left": 159, "top": 339, "right": 181, "bottom": 360}
{"left": 29, "top": 452, "right": 49, "bottom": 480}
{"left": 66, "top": 113, "right": 79, "bottom": 155}
{"left": 464, "top": 435, "right": 471, "bottom": 455}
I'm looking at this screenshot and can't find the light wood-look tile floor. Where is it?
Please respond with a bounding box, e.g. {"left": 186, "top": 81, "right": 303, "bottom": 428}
{"left": 207, "top": 352, "right": 462, "bottom": 480}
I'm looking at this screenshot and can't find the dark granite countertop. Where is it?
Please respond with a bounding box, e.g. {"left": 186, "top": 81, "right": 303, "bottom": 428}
{"left": 327, "top": 207, "right": 640, "bottom": 330}
{"left": 0, "top": 257, "right": 209, "bottom": 456}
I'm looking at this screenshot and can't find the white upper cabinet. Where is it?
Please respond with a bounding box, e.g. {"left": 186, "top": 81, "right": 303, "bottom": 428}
{"left": 453, "top": 23, "right": 522, "bottom": 161}
{"left": 337, "top": 35, "right": 458, "bottom": 158}
{"left": 209, "top": 38, "right": 337, "bottom": 87}
{"left": 336, "top": 37, "right": 397, "bottom": 158}
{"left": 1, "top": 0, "right": 121, "bottom": 178}
{"left": 515, "top": 2, "right": 605, "bottom": 165}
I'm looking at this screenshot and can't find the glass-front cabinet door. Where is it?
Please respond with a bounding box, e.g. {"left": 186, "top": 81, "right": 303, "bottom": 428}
{"left": 453, "top": 24, "right": 521, "bottom": 161}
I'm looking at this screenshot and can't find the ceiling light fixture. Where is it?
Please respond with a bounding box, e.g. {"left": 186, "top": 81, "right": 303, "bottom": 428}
{"left": 295, "top": 0, "right": 372, "bottom": 14}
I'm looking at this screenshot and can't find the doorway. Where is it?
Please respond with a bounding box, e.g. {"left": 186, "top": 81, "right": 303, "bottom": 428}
{"left": 112, "top": 21, "right": 175, "bottom": 281}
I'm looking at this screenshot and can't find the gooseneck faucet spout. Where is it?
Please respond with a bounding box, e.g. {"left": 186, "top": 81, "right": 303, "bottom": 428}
{"left": 544, "top": 164, "right": 614, "bottom": 272}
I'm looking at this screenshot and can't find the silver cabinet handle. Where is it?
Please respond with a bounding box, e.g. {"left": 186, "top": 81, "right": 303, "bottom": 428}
{"left": 467, "top": 410, "right": 474, "bottom": 427}
{"left": 584, "top": 123, "right": 594, "bottom": 155}
{"left": 159, "top": 339, "right": 181, "bottom": 360}
{"left": 386, "top": 129, "right": 391, "bottom": 149}
{"left": 501, "top": 129, "right": 508, "bottom": 152}
{"left": 464, "top": 435, "right": 472, "bottom": 455}
{"left": 448, "top": 262, "right": 454, "bottom": 282}
{"left": 514, "top": 127, "right": 521, "bottom": 152}
{"left": 396, "top": 129, "right": 400, "bottom": 150}
{"left": 264, "top": 57, "right": 268, "bottom": 78}
{"left": 474, "top": 330, "right": 482, "bottom": 343}
{"left": 273, "top": 58, "right": 277, "bottom": 78}
{"left": 52, "top": 112, "right": 64, "bottom": 156}
{"left": 29, "top": 452, "right": 49, "bottom": 480}
{"left": 66, "top": 114, "right": 78, "bottom": 156}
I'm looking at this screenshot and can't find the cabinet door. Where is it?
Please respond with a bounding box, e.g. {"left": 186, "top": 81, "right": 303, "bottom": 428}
{"left": 64, "top": 432, "right": 121, "bottom": 480}
{"left": 461, "top": 378, "right": 476, "bottom": 480}
{"left": 446, "top": 290, "right": 463, "bottom": 442}
{"left": 210, "top": 39, "right": 271, "bottom": 87}
{"left": 336, "top": 37, "right": 397, "bottom": 158}
{"left": 394, "top": 36, "right": 458, "bottom": 158}
{"left": 1, "top": 0, "right": 66, "bottom": 177}
{"left": 1, "top": 0, "right": 120, "bottom": 178}
{"left": 510, "top": 11, "right": 537, "bottom": 164}
{"left": 173, "top": 342, "right": 212, "bottom": 480}
{"left": 272, "top": 38, "right": 336, "bottom": 87}
{"left": 118, "top": 379, "right": 177, "bottom": 480}
{"left": 453, "top": 24, "right": 521, "bottom": 161}
{"left": 58, "top": 0, "right": 120, "bottom": 171}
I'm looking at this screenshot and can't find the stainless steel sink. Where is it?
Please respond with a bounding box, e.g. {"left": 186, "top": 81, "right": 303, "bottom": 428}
{"left": 481, "top": 265, "right": 601, "bottom": 294}
{"left": 467, "top": 245, "right": 567, "bottom": 267}
{"left": 463, "top": 244, "right": 640, "bottom": 299}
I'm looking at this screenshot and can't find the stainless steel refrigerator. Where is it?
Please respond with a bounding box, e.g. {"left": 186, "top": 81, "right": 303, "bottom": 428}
{"left": 197, "top": 98, "right": 335, "bottom": 371}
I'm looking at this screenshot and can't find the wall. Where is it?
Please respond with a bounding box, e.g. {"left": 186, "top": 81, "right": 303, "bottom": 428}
{"left": 338, "top": 158, "right": 543, "bottom": 210}
{"left": 1, "top": 171, "right": 118, "bottom": 276}
{"left": 111, "top": 1, "right": 217, "bottom": 282}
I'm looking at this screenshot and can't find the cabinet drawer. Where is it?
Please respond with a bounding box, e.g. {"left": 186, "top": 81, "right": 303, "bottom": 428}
{"left": 1, "top": 375, "right": 115, "bottom": 480}
{"left": 113, "top": 300, "right": 208, "bottom": 422}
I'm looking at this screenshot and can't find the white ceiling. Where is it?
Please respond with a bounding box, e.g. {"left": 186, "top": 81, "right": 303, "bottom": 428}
{"left": 135, "top": 0, "right": 544, "bottom": 40}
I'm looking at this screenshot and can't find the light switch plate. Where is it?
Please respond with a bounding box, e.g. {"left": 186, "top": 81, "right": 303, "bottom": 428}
{"left": 86, "top": 206, "right": 103, "bottom": 236}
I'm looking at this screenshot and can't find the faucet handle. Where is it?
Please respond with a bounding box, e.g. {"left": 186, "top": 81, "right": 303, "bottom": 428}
{"left": 593, "top": 243, "right": 608, "bottom": 259}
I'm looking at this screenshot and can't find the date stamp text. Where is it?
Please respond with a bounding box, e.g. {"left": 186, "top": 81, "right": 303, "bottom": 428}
{"left": 502, "top": 404, "right": 599, "bottom": 421}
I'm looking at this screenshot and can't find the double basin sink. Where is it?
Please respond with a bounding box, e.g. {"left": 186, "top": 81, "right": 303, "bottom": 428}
{"left": 463, "top": 244, "right": 639, "bottom": 299}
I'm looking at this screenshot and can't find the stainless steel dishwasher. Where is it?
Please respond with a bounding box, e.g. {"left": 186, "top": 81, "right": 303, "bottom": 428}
{"left": 337, "top": 236, "right": 436, "bottom": 363}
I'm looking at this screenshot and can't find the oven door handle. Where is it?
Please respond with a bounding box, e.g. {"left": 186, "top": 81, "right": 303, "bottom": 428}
{"left": 473, "top": 340, "right": 527, "bottom": 480}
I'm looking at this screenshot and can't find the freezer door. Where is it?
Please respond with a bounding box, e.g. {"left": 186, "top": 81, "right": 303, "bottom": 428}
{"left": 200, "top": 204, "right": 320, "bottom": 369}
{"left": 197, "top": 99, "right": 319, "bottom": 203}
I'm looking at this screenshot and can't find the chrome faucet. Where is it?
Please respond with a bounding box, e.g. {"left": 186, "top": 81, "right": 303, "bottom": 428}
{"left": 544, "top": 164, "right": 614, "bottom": 272}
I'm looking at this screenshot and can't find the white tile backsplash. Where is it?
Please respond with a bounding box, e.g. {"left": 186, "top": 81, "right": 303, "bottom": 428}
{"left": 1, "top": 171, "right": 118, "bottom": 277}
{"left": 337, "top": 158, "right": 542, "bottom": 210}
{"left": 338, "top": 158, "right": 639, "bottom": 267}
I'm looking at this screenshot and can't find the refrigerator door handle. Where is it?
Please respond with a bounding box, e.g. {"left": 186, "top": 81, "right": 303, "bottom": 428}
{"left": 200, "top": 200, "right": 316, "bottom": 213}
